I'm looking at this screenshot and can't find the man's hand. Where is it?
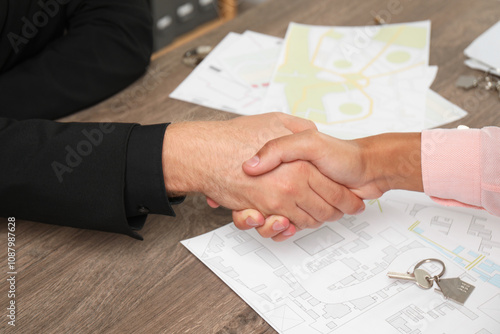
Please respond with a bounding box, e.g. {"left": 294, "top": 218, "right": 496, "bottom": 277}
{"left": 161, "top": 113, "right": 364, "bottom": 231}
{"left": 233, "top": 129, "right": 423, "bottom": 240}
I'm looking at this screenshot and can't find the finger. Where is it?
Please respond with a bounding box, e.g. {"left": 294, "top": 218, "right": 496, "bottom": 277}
{"left": 272, "top": 224, "right": 296, "bottom": 242}
{"left": 309, "top": 170, "right": 365, "bottom": 217}
{"left": 232, "top": 209, "right": 265, "bottom": 230}
{"left": 278, "top": 113, "right": 317, "bottom": 133}
{"left": 255, "top": 215, "right": 290, "bottom": 238}
{"left": 243, "top": 130, "right": 322, "bottom": 176}
{"left": 206, "top": 197, "right": 220, "bottom": 208}
{"left": 283, "top": 163, "right": 341, "bottom": 224}
{"left": 287, "top": 204, "right": 322, "bottom": 231}
{"left": 296, "top": 191, "right": 338, "bottom": 227}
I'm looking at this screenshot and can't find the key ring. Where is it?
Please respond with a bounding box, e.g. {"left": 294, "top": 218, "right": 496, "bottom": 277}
{"left": 182, "top": 45, "right": 213, "bottom": 67}
{"left": 413, "top": 258, "right": 446, "bottom": 282}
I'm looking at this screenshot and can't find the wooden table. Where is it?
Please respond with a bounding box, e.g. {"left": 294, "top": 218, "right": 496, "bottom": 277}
{"left": 2, "top": 0, "right": 499, "bottom": 333}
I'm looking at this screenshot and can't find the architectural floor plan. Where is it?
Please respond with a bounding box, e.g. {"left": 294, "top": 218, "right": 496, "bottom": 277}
{"left": 182, "top": 197, "right": 500, "bottom": 333}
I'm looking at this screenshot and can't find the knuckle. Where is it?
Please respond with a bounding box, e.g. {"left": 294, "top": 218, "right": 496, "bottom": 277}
{"left": 277, "top": 178, "right": 297, "bottom": 196}
{"left": 269, "top": 113, "right": 284, "bottom": 129}
{"left": 302, "top": 216, "right": 317, "bottom": 229}
{"left": 346, "top": 201, "right": 362, "bottom": 215}
{"left": 265, "top": 138, "right": 280, "bottom": 153}
{"left": 304, "top": 128, "right": 319, "bottom": 138}
{"left": 257, "top": 128, "right": 274, "bottom": 144}
{"left": 326, "top": 186, "right": 343, "bottom": 205}
{"left": 267, "top": 199, "right": 283, "bottom": 213}
{"left": 306, "top": 119, "right": 317, "bottom": 130}
{"left": 311, "top": 220, "right": 324, "bottom": 229}
{"left": 318, "top": 207, "right": 336, "bottom": 222}
{"left": 330, "top": 210, "right": 344, "bottom": 222}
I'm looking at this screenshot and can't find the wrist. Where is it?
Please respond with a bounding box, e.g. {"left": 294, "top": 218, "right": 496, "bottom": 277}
{"left": 358, "top": 132, "right": 423, "bottom": 194}
{"left": 161, "top": 122, "right": 204, "bottom": 196}
{"left": 161, "top": 121, "right": 243, "bottom": 199}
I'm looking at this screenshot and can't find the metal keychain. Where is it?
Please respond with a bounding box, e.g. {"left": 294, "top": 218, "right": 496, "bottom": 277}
{"left": 414, "top": 258, "right": 475, "bottom": 304}
{"left": 182, "top": 45, "right": 213, "bottom": 67}
{"left": 432, "top": 276, "right": 475, "bottom": 304}
{"left": 413, "top": 258, "right": 446, "bottom": 277}
{"left": 456, "top": 71, "right": 500, "bottom": 99}
{"left": 387, "top": 268, "right": 434, "bottom": 289}
{"left": 387, "top": 258, "right": 445, "bottom": 289}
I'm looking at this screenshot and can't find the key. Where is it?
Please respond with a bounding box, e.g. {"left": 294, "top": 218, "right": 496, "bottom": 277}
{"left": 434, "top": 277, "right": 475, "bottom": 304}
{"left": 387, "top": 268, "right": 433, "bottom": 289}
{"left": 455, "top": 73, "right": 500, "bottom": 101}
{"left": 455, "top": 75, "right": 479, "bottom": 89}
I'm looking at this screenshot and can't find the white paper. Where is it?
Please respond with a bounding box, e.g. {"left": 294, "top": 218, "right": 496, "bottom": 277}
{"left": 170, "top": 31, "right": 282, "bottom": 115}
{"left": 170, "top": 29, "right": 466, "bottom": 133}
{"left": 424, "top": 90, "right": 468, "bottom": 128}
{"left": 382, "top": 190, "right": 500, "bottom": 260}
{"left": 182, "top": 200, "right": 500, "bottom": 333}
{"left": 465, "top": 21, "right": 500, "bottom": 73}
{"left": 464, "top": 59, "right": 500, "bottom": 77}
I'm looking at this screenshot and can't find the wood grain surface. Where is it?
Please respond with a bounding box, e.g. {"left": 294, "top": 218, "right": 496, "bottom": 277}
{"left": 1, "top": 0, "right": 499, "bottom": 333}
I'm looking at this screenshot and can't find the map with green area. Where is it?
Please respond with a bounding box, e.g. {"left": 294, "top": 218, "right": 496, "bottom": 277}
{"left": 263, "top": 21, "right": 432, "bottom": 139}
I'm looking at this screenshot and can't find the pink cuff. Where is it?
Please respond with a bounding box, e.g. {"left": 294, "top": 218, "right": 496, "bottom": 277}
{"left": 421, "top": 129, "right": 482, "bottom": 207}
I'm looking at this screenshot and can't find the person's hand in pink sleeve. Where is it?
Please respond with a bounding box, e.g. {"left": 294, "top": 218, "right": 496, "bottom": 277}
{"left": 233, "top": 126, "right": 500, "bottom": 241}
{"left": 231, "top": 130, "right": 423, "bottom": 241}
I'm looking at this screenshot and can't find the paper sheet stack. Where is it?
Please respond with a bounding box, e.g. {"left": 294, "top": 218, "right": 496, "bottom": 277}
{"left": 171, "top": 21, "right": 467, "bottom": 139}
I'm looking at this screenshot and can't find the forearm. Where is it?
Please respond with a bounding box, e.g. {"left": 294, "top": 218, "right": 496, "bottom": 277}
{"left": 162, "top": 122, "right": 215, "bottom": 196}
{"left": 358, "top": 128, "right": 500, "bottom": 217}
{"left": 161, "top": 121, "right": 241, "bottom": 197}
{"left": 357, "top": 132, "right": 423, "bottom": 194}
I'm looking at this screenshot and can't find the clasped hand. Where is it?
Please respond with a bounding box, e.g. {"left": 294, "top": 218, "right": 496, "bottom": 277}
{"left": 224, "top": 128, "right": 423, "bottom": 241}
{"left": 166, "top": 113, "right": 367, "bottom": 241}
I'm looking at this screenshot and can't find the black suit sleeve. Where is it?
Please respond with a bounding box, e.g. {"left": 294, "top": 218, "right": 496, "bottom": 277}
{"left": 0, "top": 119, "right": 130, "bottom": 238}
{"left": 0, "top": 119, "right": 185, "bottom": 239}
{"left": 0, "top": 0, "right": 153, "bottom": 120}
{"left": 124, "top": 123, "right": 185, "bottom": 232}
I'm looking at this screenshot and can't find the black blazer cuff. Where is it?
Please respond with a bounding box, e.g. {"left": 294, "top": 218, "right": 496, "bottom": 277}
{"left": 124, "top": 123, "right": 185, "bottom": 231}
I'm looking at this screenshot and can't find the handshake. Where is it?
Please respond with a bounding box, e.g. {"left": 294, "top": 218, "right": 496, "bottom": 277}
{"left": 163, "top": 113, "right": 423, "bottom": 241}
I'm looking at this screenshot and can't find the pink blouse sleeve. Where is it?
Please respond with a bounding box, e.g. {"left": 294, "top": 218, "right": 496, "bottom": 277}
{"left": 421, "top": 127, "right": 500, "bottom": 216}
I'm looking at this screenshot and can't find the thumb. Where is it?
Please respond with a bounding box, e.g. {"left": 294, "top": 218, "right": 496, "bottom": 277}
{"left": 243, "top": 130, "right": 320, "bottom": 176}
{"left": 242, "top": 139, "right": 288, "bottom": 176}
